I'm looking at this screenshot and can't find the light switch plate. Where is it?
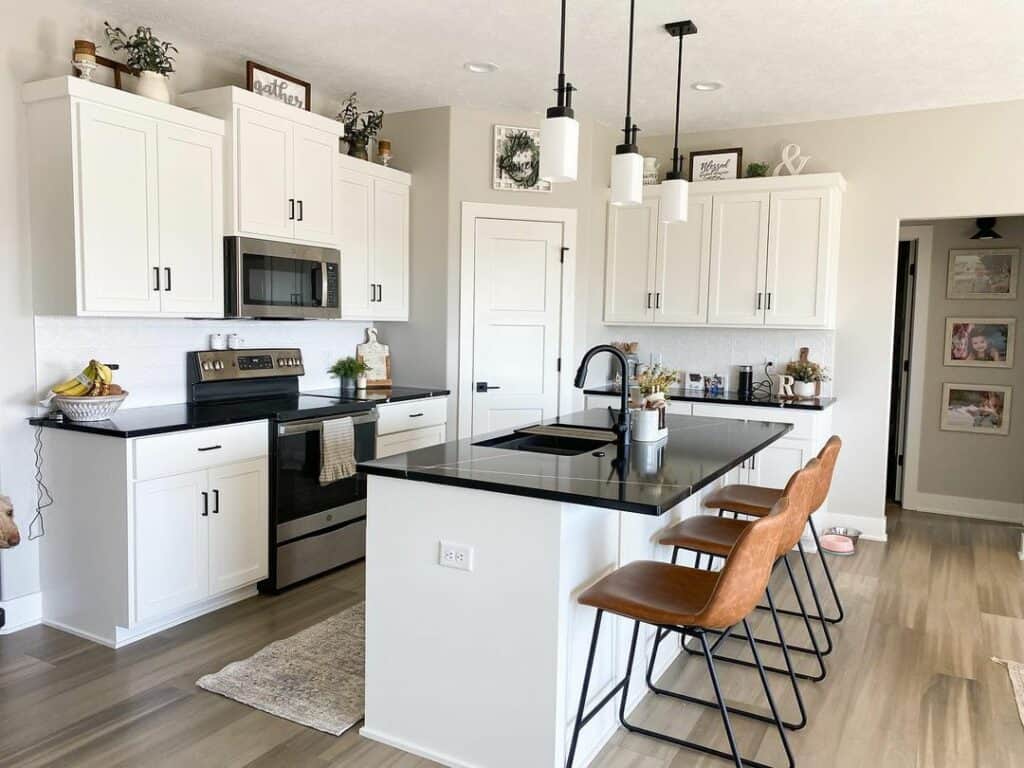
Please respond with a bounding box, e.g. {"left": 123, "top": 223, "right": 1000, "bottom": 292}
{"left": 439, "top": 540, "right": 474, "bottom": 571}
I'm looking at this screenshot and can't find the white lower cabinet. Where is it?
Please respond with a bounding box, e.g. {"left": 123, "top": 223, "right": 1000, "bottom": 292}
{"left": 375, "top": 397, "right": 448, "bottom": 459}
{"left": 208, "top": 459, "right": 270, "bottom": 595}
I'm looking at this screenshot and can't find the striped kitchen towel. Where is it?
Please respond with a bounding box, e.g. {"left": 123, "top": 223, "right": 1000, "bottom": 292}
{"left": 319, "top": 416, "right": 357, "bottom": 486}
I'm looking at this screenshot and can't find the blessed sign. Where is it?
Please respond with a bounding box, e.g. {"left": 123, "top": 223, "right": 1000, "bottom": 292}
{"left": 688, "top": 147, "right": 743, "bottom": 181}
{"left": 246, "top": 61, "right": 311, "bottom": 111}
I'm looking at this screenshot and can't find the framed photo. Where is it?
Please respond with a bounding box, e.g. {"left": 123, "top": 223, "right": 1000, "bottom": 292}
{"left": 947, "top": 248, "right": 1019, "bottom": 299}
{"left": 940, "top": 383, "right": 1012, "bottom": 436}
{"left": 493, "top": 125, "right": 550, "bottom": 192}
{"left": 688, "top": 148, "right": 743, "bottom": 181}
{"left": 246, "top": 61, "right": 311, "bottom": 111}
{"left": 944, "top": 318, "right": 1015, "bottom": 368}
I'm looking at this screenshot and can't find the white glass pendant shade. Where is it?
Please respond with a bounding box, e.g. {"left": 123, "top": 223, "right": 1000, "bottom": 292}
{"left": 660, "top": 177, "right": 689, "bottom": 222}
{"left": 610, "top": 151, "right": 643, "bottom": 206}
{"left": 539, "top": 115, "right": 579, "bottom": 182}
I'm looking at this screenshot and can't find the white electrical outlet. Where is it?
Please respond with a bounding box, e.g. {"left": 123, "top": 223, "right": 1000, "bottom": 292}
{"left": 439, "top": 541, "right": 474, "bottom": 572}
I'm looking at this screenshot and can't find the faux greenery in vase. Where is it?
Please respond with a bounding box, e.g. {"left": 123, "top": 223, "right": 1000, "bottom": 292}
{"left": 103, "top": 21, "right": 178, "bottom": 102}
{"left": 337, "top": 92, "right": 384, "bottom": 160}
{"left": 784, "top": 359, "right": 829, "bottom": 398}
{"left": 635, "top": 365, "right": 680, "bottom": 407}
{"left": 329, "top": 356, "right": 371, "bottom": 391}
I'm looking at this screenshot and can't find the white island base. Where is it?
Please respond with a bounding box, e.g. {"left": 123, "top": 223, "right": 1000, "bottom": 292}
{"left": 361, "top": 474, "right": 708, "bottom": 768}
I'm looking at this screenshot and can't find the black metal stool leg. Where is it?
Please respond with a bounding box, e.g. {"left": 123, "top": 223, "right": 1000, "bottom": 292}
{"left": 742, "top": 619, "right": 796, "bottom": 768}
{"left": 565, "top": 609, "right": 603, "bottom": 768}
{"left": 809, "top": 516, "right": 845, "bottom": 623}
{"left": 796, "top": 541, "right": 834, "bottom": 654}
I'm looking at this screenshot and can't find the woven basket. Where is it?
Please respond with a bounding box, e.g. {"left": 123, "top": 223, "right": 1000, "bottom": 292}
{"left": 52, "top": 393, "right": 128, "bottom": 422}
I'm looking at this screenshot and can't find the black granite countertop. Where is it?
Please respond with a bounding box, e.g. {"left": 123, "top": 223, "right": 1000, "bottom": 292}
{"left": 584, "top": 384, "right": 836, "bottom": 411}
{"left": 358, "top": 408, "right": 791, "bottom": 515}
{"left": 29, "top": 386, "right": 449, "bottom": 438}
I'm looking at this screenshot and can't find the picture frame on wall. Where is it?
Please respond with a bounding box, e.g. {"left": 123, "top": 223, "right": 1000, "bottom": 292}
{"left": 493, "top": 125, "right": 551, "bottom": 192}
{"left": 946, "top": 248, "right": 1019, "bottom": 299}
{"left": 944, "top": 318, "right": 1015, "bottom": 368}
{"left": 246, "top": 61, "right": 311, "bottom": 111}
{"left": 939, "top": 383, "right": 1012, "bottom": 435}
{"left": 688, "top": 148, "right": 743, "bottom": 181}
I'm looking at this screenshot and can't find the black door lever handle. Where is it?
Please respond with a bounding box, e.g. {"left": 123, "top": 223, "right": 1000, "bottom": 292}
{"left": 475, "top": 382, "right": 501, "bottom": 392}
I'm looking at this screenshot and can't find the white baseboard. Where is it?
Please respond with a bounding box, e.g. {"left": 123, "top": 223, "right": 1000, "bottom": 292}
{"left": 359, "top": 728, "right": 483, "bottom": 768}
{"left": 902, "top": 490, "right": 1024, "bottom": 524}
{"left": 0, "top": 591, "right": 42, "bottom": 634}
{"left": 815, "top": 511, "right": 888, "bottom": 542}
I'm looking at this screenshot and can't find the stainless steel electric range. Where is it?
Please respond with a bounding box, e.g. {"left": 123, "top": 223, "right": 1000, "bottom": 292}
{"left": 187, "top": 348, "right": 377, "bottom": 593}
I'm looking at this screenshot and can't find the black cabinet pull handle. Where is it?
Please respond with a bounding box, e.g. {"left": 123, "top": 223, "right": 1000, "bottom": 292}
{"left": 378, "top": 284, "right": 383, "bottom": 303}
{"left": 153, "top": 267, "right": 160, "bottom": 291}
{"left": 297, "top": 200, "right": 303, "bottom": 221}
{"left": 164, "top": 267, "right": 171, "bottom": 291}
{"left": 197, "top": 444, "right": 222, "bottom": 452}
{"left": 646, "top": 292, "right": 652, "bottom": 309}
{"left": 212, "top": 489, "right": 220, "bottom": 514}
{"left": 288, "top": 199, "right": 295, "bottom": 220}
{"left": 201, "top": 491, "right": 209, "bottom": 517}
{"left": 409, "top": 413, "right": 424, "bottom": 418}
{"left": 756, "top": 292, "right": 763, "bottom": 310}
{"left": 766, "top": 292, "right": 772, "bottom": 311}
{"left": 655, "top": 292, "right": 661, "bottom": 309}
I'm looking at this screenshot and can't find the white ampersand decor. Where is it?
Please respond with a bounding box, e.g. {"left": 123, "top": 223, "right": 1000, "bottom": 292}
{"left": 772, "top": 143, "right": 811, "bottom": 176}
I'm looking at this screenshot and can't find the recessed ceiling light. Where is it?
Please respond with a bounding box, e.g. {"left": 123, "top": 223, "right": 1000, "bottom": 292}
{"left": 691, "top": 81, "right": 723, "bottom": 92}
{"left": 464, "top": 61, "right": 499, "bottom": 74}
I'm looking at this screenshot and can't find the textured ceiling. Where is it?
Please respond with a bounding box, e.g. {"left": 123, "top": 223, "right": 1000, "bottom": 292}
{"left": 91, "top": 0, "right": 1024, "bottom": 134}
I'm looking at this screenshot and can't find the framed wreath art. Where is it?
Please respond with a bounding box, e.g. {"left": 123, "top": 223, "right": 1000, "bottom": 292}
{"left": 493, "top": 125, "right": 551, "bottom": 192}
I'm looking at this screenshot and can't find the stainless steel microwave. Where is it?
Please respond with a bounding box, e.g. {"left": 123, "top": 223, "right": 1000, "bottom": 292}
{"left": 225, "top": 237, "right": 341, "bottom": 319}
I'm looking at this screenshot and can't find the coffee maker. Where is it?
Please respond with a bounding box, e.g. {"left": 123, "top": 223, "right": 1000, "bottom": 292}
{"left": 737, "top": 365, "right": 755, "bottom": 400}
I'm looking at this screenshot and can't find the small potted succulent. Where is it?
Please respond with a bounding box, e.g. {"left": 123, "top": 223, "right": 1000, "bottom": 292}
{"left": 336, "top": 92, "right": 384, "bottom": 160}
{"left": 104, "top": 21, "right": 178, "bottom": 103}
{"left": 329, "top": 356, "right": 371, "bottom": 393}
{"left": 632, "top": 365, "right": 679, "bottom": 442}
{"left": 785, "top": 359, "right": 830, "bottom": 398}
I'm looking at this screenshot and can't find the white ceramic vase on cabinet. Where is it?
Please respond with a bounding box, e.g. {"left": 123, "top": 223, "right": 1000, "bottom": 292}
{"left": 137, "top": 72, "right": 171, "bottom": 103}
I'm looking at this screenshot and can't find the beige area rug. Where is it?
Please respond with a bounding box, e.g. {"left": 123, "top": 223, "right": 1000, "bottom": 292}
{"left": 993, "top": 657, "right": 1024, "bottom": 729}
{"left": 197, "top": 601, "right": 365, "bottom": 736}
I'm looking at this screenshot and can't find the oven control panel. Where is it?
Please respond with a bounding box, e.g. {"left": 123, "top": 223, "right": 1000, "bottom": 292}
{"left": 192, "top": 348, "right": 305, "bottom": 381}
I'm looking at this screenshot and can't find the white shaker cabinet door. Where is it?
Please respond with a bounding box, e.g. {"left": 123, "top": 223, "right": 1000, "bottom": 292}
{"left": 337, "top": 167, "right": 374, "bottom": 319}
{"left": 654, "top": 194, "right": 712, "bottom": 324}
{"left": 156, "top": 122, "right": 224, "bottom": 316}
{"left": 604, "top": 199, "right": 658, "bottom": 323}
{"left": 77, "top": 102, "right": 162, "bottom": 314}
{"left": 707, "top": 192, "right": 770, "bottom": 326}
{"left": 236, "top": 106, "right": 293, "bottom": 239}
{"left": 765, "top": 188, "right": 833, "bottom": 327}
{"left": 371, "top": 178, "right": 410, "bottom": 320}
{"left": 207, "top": 459, "right": 269, "bottom": 596}
{"left": 292, "top": 124, "right": 337, "bottom": 246}
{"left": 747, "top": 440, "right": 808, "bottom": 491}
{"left": 133, "top": 470, "right": 209, "bottom": 623}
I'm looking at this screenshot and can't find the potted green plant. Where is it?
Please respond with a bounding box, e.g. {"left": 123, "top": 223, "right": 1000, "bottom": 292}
{"left": 336, "top": 92, "right": 384, "bottom": 160}
{"left": 784, "top": 359, "right": 830, "bottom": 398}
{"left": 104, "top": 21, "right": 178, "bottom": 103}
{"left": 329, "top": 356, "right": 370, "bottom": 392}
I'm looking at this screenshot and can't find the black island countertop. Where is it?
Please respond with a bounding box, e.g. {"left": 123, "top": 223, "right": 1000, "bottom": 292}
{"left": 29, "top": 386, "right": 449, "bottom": 438}
{"left": 584, "top": 384, "right": 836, "bottom": 411}
{"left": 359, "top": 408, "right": 791, "bottom": 515}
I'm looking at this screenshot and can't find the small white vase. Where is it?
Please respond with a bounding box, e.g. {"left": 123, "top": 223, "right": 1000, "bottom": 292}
{"left": 632, "top": 408, "right": 668, "bottom": 442}
{"left": 137, "top": 71, "right": 170, "bottom": 103}
{"left": 793, "top": 380, "right": 816, "bottom": 398}
{"left": 356, "top": 375, "right": 368, "bottom": 390}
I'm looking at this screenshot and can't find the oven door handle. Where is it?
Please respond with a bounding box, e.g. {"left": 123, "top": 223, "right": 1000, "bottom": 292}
{"left": 277, "top": 410, "right": 379, "bottom": 436}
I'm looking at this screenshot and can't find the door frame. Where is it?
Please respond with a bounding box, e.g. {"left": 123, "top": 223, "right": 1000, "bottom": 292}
{"left": 458, "top": 202, "right": 578, "bottom": 439}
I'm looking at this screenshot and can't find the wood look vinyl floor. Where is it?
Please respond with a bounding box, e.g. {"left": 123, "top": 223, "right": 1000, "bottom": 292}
{"left": 1, "top": 506, "right": 1022, "bottom": 767}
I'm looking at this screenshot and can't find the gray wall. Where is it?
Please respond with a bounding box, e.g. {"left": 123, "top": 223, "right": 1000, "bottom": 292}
{"left": 913, "top": 217, "right": 1024, "bottom": 503}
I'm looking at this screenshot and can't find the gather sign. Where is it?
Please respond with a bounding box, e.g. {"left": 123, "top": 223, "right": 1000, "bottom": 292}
{"left": 246, "top": 61, "right": 311, "bottom": 112}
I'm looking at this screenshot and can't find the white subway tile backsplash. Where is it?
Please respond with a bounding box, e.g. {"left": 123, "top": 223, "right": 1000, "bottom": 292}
{"left": 34, "top": 316, "right": 374, "bottom": 407}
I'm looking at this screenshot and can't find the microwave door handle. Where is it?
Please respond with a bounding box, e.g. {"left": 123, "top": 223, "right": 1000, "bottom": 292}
{"left": 321, "top": 264, "right": 329, "bottom": 307}
{"left": 311, "top": 264, "right": 324, "bottom": 306}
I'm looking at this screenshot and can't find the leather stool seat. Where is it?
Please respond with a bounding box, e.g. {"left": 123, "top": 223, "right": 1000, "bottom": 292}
{"left": 580, "top": 561, "right": 720, "bottom": 627}
{"left": 702, "top": 484, "right": 781, "bottom": 517}
{"left": 660, "top": 515, "right": 750, "bottom": 557}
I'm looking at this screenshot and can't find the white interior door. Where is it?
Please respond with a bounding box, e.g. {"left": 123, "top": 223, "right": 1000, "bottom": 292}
{"left": 654, "top": 194, "right": 712, "bottom": 324}
{"left": 707, "top": 192, "right": 770, "bottom": 325}
{"left": 236, "top": 106, "right": 293, "bottom": 239}
{"left": 471, "top": 218, "right": 564, "bottom": 437}
{"left": 292, "top": 124, "right": 337, "bottom": 245}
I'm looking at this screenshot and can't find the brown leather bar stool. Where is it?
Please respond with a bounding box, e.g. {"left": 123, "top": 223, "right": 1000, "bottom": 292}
{"left": 648, "top": 460, "right": 825, "bottom": 732}
{"left": 705, "top": 436, "right": 844, "bottom": 628}
{"left": 565, "top": 491, "right": 805, "bottom": 768}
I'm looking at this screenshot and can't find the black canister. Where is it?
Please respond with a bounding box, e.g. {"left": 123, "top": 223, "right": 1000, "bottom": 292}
{"left": 737, "top": 365, "right": 754, "bottom": 400}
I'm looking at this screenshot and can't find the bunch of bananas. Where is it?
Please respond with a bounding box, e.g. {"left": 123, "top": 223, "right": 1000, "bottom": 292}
{"left": 51, "top": 360, "right": 125, "bottom": 398}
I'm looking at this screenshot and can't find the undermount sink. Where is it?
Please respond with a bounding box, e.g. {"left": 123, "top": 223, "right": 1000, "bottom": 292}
{"left": 474, "top": 424, "right": 616, "bottom": 457}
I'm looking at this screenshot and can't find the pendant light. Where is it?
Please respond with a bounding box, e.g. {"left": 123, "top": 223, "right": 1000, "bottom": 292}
{"left": 970, "top": 217, "right": 1003, "bottom": 240}
{"left": 610, "top": 0, "right": 642, "bottom": 206}
{"left": 539, "top": 0, "right": 579, "bottom": 182}
{"left": 660, "top": 20, "right": 698, "bottom": 223}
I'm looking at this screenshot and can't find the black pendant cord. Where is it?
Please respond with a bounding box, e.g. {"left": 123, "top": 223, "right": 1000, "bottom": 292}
{"left": 670, "top": 30, "right": 683, "bottom": 177}
{"left": 618, "top": 0, "right": 639, "bottom": 152}
{"left": 549, "top": 0, "right": 575, "bottom": 116}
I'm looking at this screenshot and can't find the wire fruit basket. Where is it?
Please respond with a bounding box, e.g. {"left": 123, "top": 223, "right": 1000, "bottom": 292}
{"left": 52, "top": 394, "right": 128, "bottom": 422}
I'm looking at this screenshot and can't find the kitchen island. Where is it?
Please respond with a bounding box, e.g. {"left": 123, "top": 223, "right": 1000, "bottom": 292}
{"left": 357, "top": 408, "right": 790, "bottom": 768}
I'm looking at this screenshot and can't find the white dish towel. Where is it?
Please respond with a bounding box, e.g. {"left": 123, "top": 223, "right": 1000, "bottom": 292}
{"left": 319, "top": 417, "right": 357, "bottom": 486}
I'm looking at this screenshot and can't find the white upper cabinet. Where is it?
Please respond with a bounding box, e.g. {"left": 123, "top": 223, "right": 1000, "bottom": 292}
{"left": 655, "top": 194, "right": 712, "bottom": 324}
{"left": 336, "top": 154, "right": 411, "bottom": 321}
{"left": 604, "top": 199, "right": 658, "bottom": 323}
{"left": 707, "top": 192, "right": 770, "bottom": 325}
{"left": 602, "top": 174, "right": 844, "bottom": 329}
{"left": 24, "top": 77, "right": 225, "bottom": 317}
{"left": 178, "top": 87, "right": 344, "bottom": 248}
